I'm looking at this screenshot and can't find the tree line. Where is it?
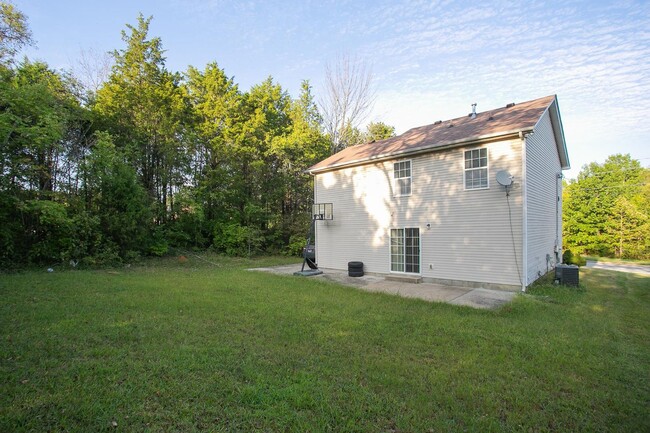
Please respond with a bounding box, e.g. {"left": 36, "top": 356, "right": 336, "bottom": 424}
{"left": 0, "top": 8, "right": 394, "bottom": 268}
{"left": 563, "top": 154, "right": 650, "bottom": 260}
{"left": 2, "top": 4, "right": 646, "bottom": 269}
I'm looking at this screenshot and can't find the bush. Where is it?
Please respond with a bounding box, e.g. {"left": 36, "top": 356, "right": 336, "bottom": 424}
{"left": 165, "top": 188, "right": 208, "bottom": 248}
{"left": 68, "top": 210, "right": 101, "bottom": 262}
{"left": 213, "top": 222, "right": 263, "bottom": 256}
{"left": 148, "top": 228, "right": 169, "bottom": 257}
{"left": 563, "top": 249, "right": 586, "bottom": 266}
{"left": 124, "top": 250, "right": 141, "bottom": 263}
{"left": 22, "top": 200, "right": 73, "bottom": 264}
{"left": 285, "top": 234, "right": 306, "bottom": 257}
{"left": 80, "top": 244, "right": 122, "bottom": 268}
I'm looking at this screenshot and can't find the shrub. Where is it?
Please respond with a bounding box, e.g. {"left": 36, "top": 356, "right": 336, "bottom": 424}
{"left": 213, "top": 222, "right": 263, "bottom": 256}
{"left": 563, "top": 249, "right": 586, "bottom": 266}
{"left": 149, "top": 228, "right": 169, "bottom": 257}
{"left": 124, "top": 250, "right": 141, "bottom": 263}
{"left": 165, "top": 188, "right": 208, "bottom": 248}
{"left": 285, "top": 234, "right": 306, "bottom": 257}
{"left": 80, "top": 244, "right": 122, "bottom": 268}
{"left": 22, "top": 200, "right": 73, "bottom": 264}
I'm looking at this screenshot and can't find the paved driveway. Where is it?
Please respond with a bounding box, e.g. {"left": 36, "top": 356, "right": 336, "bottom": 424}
{"left": 586, "top": 260, "right": 650, "bottom": 276}
{"left": 250, "top": 264, "right": 517, "bottom": 310}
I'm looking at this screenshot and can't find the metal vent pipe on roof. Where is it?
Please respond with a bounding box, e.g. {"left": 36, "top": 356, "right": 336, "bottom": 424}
{"left": 470, "top": 103, "right": 477, "bottom": 119}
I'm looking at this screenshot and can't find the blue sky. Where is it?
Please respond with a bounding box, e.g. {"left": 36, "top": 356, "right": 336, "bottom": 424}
{"left": 17, "top": 0, "right": 650, "bottom": 178}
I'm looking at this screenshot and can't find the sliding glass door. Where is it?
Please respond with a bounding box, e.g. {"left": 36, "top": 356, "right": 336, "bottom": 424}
{"left": 390, "top": 228, "right": 420, "bottom": 273}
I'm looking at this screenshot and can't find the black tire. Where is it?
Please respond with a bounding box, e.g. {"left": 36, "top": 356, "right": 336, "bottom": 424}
{"left": 348, "top": 261, "right": 363, "bottom": 277}
{"left": 306, "top": 258, "right": 318, "bottom": 269}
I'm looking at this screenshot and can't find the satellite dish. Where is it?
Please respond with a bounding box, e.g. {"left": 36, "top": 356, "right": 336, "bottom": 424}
{"left": 496, "top": 170, "right": 513, "bottom": 186}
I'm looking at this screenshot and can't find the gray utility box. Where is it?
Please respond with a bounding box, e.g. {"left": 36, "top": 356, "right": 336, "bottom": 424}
{"left": 555, "top": 264, "right": 579, "bottom": 287}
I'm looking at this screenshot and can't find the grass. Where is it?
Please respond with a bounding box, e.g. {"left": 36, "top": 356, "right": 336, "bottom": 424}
{"left": 1, "top": 254, "right": 648, "bottom": 432}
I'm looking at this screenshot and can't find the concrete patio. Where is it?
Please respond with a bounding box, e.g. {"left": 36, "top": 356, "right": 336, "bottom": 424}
{"left": 250, "top": 264, "right": 517, "bottom": 310}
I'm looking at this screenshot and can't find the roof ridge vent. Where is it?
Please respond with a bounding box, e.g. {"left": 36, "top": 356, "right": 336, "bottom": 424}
{"left": 433, "top": 120, "right": 442, "bottom": 125}
{"left": 506, "top": 102, "right": 516, "bottom": 108}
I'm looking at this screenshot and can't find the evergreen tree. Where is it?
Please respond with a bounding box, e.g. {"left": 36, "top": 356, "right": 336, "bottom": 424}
{"left": 365, "top": 121, "right": 396, "bottom": 142}
{"left": 81, "top": 132, "right": 150, "bottom": 258}
{"left": 270, "top": 80, "right": 329, "bottom": 253}
{"left": 94, "top": 14, "right": 189, "bottom": 224}
{"left": 182, "top": 62, "right": 243, "bottom": 245}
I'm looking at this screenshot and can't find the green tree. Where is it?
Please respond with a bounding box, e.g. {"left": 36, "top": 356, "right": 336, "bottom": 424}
{"left": 564, "top": 154, "right": 649, "bottom": 259}
{"left": 234, "top": 76, "right": 292, "bottom": 252}
{"left": 0, "top": 8, "right": 342, "bottom": 264}
{"left": 269, "top": 80, "right": 329, "bottom": 252}
{"left": 0, "top": 6, "right": 92, "bottom": 266}
{"left": 94, "top": 14, "right": 189, "bottom": 224}
{"left": 608, "top": 196, "right": 648, "bottom": 258}
{"left": 0, "top": 60, "right": 82, "bottom": 195}
{"left": 0, "top": 60, "right": 86, "bottom": 265}
{"left": 81, "top": 132, "right": 150, "bottom": 258}
{"left": 0, "top": 1, "right": 33, "bottom": 64}
{"left": 184, "top": 62, "right": 243, "bottom": 232}
{"left": 186, "top": 71, "right": 329, "bottom": 255}
{"left": 365, "top": 121, "right": 395, "bottom": 142}
{"left": 339, "top": 122, "right": 365, "bottom": 147}
{"left": 18, "top": 199, "right": 73, "bottom": 263}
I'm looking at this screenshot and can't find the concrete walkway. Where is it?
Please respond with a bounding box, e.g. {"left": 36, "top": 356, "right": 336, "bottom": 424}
{"left": 586, "top": 260, "right": 650, "bottom": 276}
{"left": 250, "top": 264, "right": 517, "bottom": 310}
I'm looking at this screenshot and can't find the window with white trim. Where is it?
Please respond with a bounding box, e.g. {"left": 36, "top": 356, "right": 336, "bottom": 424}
{"left": 464, "top": 148, "right": 488, "bottom": 189}
{"left": 393, "top": 160, "right": 411, "bottom": 196}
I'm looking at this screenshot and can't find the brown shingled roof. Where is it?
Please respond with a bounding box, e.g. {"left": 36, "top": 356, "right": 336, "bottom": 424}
{"left": 309, "top": 95, "right": 559, "bottom": 174}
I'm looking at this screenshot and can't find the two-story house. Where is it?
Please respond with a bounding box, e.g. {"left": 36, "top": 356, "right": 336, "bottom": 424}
{"left": 307, "top": 95, "right": 570, "bottom": 291}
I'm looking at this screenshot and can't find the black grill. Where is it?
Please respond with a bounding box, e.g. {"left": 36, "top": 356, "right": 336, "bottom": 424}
{"left": 302, "top": 245, "right": 315, "bottom": 260}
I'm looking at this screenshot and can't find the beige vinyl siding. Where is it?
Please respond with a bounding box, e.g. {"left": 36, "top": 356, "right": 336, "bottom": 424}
{"left": 525, "top": 110, "right": 563, "bottom": 284}
{"left": 314, "top": 162, "right": 396, "bottom": 274}
{"left": 315, "top": 138, "right": 524, "bottom": 288}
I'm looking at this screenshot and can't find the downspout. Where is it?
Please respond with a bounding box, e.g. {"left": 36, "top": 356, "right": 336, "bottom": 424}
{"left": 313, "top": 175, "right": 318, "bottom": 266}
{"left": 556, "top": 173, "right": 562, "bottom": 263}
{"left": 520, "top": 131, "right": 528, "bottom": 292}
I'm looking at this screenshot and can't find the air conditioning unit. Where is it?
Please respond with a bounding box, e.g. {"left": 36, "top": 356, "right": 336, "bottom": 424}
{"left": 555, "top": 264, "right": 579, "bottom": 287}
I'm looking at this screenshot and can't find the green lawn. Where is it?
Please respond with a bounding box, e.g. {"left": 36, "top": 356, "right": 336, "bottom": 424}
{"left": 1, "top": 255, "right": 648, "bottom": 432}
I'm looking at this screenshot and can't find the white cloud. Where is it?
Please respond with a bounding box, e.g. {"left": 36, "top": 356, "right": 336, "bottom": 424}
{"left": 342, "top": 0, "right": 650, "bottom": 175}
{"left": 25, "top": 0, "right": 647, "bottom": 178}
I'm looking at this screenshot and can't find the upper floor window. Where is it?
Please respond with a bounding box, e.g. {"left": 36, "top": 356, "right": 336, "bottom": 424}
{"left": 464, "top": 148, "right": 488, "bottom": 189}
{"left": 394, "top": 160, "right": 412, "bottom": 196}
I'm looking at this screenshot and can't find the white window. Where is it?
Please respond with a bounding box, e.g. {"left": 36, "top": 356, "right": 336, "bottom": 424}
{"left": 390, "top": 228, "right": 420, "bottom": 273}
{"left": 464, "top": 148, "right": 488, "bottom": 189}
{"left": 393, "top": 160, "right": 412, "bottom": 196}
